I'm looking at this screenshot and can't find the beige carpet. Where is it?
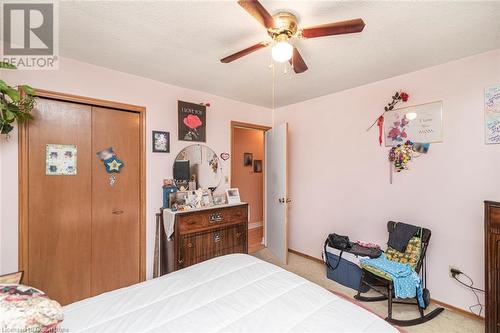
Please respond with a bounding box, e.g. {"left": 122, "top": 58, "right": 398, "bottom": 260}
{"left": 252, "top": 248, "right": 483, "bottom": 333}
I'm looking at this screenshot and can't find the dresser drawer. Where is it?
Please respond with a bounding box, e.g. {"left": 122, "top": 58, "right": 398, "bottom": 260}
{"left": 177, "top": 211, "right": 209, "bottom": 234}
{"left": 214, "top": 224, "right": 246, "bottom": 252}
{"left": 177, "top": 224, "right": 247, "bottom": 269}
{"left": 208, "top": 206, "right": 248, "bottom": 226}
{"left": 177, "top": 206, "right": 248, "bottom": 235}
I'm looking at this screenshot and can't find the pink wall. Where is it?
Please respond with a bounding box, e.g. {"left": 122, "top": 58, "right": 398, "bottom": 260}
{"left": 275, "top": 49, "right": 500, "bottom": 313}
{"left": 0, "top": 57, "right": 272, "bottom": 277}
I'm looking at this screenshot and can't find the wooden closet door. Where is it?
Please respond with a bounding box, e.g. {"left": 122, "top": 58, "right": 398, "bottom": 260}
{"left": 28, "top": 98, "right": 92, "bottom": 305}
{"left": 91, "top": 107, "right": 140, "bottom": 296}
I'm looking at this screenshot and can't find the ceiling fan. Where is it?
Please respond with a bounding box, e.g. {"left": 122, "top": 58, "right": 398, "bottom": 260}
{"left": 220, "top": 0, "right": 366, "bottom": 74}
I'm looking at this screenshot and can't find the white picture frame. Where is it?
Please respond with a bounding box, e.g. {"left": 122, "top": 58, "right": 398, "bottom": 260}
{"left": 384, "top": 101, "right": 443, "bottom": 147}
{"left": 46, "top": 144, "right": 77, "bottom": 175}
{"left": 226, "top": 188, "right": 241, "bottom": 204}
{"left": 485, "top": 84, "right": 500, "bottom": 144}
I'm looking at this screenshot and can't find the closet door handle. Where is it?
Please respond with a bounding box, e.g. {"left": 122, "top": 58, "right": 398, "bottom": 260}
{"left": 112, "top": 209, "right": 124, "bottom": 215}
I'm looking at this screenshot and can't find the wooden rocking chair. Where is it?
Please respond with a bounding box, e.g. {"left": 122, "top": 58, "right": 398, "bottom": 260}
{"left": 354, "top": 221, "right": 444, "bottom": 326}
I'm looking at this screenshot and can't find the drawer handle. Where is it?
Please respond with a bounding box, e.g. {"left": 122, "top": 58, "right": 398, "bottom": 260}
{"left": 236, "top": 232, "right": 242, "bottom": 238}
{"left": 112, "top": 209, "right": 124, "bottom": 215}
{"left": 209, "top": 213, "right": 223, "bottom": 223}
{"left": 214, "top": 233, "right": 221, "bottom": 242}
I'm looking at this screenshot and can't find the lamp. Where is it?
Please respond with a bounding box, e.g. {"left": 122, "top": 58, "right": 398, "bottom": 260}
{"left": 272, "top": 35, "right": 293, "bottom": 63}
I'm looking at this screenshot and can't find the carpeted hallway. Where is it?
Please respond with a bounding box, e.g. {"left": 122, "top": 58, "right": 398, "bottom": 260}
{"left": 252, "top": 248, "right": 483, "bottom": 333}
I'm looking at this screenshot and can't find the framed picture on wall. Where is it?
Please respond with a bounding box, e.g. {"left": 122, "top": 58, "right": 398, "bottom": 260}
{"left": 485, "top": 84, "right": 500, "bottom": 144}
{"left": 383, "top": 101, "right": 443, "bottom": 147}
{"left": 152, "top": 131, "right": 170, "bottom": 153}
{"left": 253, "top": 160, "right": 262, "bottom": 173}
{"left": 178, "top": 100, "right": 206, "bottom": 142}
{"left": 243, "top": 152, "right": 253, "bottom": 166}
{"left": 46, "top": 144, "right": 77, "bottom": 176}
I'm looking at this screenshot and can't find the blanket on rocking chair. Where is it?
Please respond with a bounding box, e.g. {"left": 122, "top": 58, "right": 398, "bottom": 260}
{"left": 361, "top": 254, "right": 425, "bottom": 308}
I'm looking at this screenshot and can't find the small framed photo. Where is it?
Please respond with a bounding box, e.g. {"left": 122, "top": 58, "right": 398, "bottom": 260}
{"left": 169, "top": 191, "right": 188, "bottom": 208}
{"left": 226, "top": 188, "right": 241, "bottom": 204}
{"left": 152, "top": 131, "right": 170, "bottom": 153}
{"left": 253, "top": 160, "right": 262, "bottom": 173}
{"left": 201, "top": 190, "right": 214, "bottom": 207}
{"left": 243, "top": 153, "right": 253, "bottom": 166}
{"left": 213, "top": 194, "right": 227, "bottom": 205}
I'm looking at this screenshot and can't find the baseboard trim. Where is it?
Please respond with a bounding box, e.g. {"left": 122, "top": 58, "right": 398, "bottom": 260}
{"left": 248, "top": 222, "right": 263, "bottom": 230}
{"left": 288, "top": 248, "right": 485, "bottom": 322}
{"left": 430, "top": 298, "right": 484, "bottom": 322}
{"left": 288, "top": 248, "right": 324, "bottom": 264}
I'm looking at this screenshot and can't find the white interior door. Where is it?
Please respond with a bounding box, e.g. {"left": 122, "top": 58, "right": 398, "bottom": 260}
{"left": 265, "top": 123, "right": 288, "bottom": 264}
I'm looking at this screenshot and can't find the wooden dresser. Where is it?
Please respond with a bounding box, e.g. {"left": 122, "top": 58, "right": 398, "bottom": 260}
{"left": 485, "top": 201, "right": 500, "bottom": 333}
{"left": 157, "top": 203, "right": 248, "bottom": 273}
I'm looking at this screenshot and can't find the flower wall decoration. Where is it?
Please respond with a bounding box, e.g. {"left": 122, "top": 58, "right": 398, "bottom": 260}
{"left": 387, "top": 114, "right": 409, "bottom": 143}
{"left": 389, "top": 140, "right": 414, "bottom": 173}
{"left": 178, "top": 100, "right": 206, "bottom": 142}
{"left": 367, "top": 91, "right": 410, "bottom": 146}
{"left": 183, "top": 114, "right": 203, "bottom": 140}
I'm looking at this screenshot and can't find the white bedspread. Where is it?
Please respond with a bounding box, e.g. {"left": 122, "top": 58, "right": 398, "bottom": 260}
{"left": 62, "top": 254, "right": 398, "bottom": 333}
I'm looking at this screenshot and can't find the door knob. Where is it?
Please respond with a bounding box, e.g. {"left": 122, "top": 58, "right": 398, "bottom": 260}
{"left": 112, "top": 209, "right": 124, "bottom": 215}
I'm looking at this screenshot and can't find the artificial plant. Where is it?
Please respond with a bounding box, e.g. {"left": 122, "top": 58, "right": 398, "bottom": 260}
{"left": 0, "top": 61, "right": 35, "bottom": 135}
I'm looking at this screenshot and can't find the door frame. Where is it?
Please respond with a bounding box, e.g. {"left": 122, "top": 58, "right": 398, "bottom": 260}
{"left": 18, "top": 89, "right": 147, "bottom": 284}
{"left": 230, "top": 121, "right": 271, "bottom": 245}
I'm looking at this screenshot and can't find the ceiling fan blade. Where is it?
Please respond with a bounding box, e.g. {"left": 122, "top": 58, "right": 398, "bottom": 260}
{"left": 237, "top": 0, "right": 274, "bottom": 29}
{"left": 289, "top": 47, "right": 308, "bottom": 74}
{"left": 301, "top": 18, "right": 365, "bottom": 39}
{"left": 220, "top": 42, "right": 269, "bottom": 63}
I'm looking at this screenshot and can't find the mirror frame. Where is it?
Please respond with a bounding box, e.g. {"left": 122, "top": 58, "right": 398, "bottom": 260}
{"left": 173, "top": 144, "right": 222, "bottom": 191}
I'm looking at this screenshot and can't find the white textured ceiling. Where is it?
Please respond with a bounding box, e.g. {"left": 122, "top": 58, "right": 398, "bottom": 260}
{"left": 59, "top": 1, "right": 500, "bottom": 107}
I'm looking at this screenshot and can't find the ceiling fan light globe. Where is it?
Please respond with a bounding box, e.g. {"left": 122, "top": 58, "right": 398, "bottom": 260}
{"left": 272, "top": 41, "right": 293, "bottom": 63}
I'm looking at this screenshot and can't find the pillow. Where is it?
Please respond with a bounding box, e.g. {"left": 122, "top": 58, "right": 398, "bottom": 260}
{"left": 0, "top": 284, "right": 63, "bottom": 333}
{"left": 385, "top": 236, "right": 422, "bottom": 269}
{"left": 0, "top": 271, "right": 23, "bottom": 284}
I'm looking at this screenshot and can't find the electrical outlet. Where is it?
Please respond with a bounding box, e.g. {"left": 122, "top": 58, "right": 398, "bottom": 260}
{"left": 449, "top": 265, "right": 461, "bottom": 278}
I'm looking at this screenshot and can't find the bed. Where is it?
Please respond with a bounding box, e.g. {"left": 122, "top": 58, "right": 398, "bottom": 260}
{"left": 62, "top": 254, "right": 399, "bottom": 332}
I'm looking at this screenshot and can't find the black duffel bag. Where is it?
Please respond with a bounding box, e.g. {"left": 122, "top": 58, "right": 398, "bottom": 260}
{"left": 326, "top": 233, "right": 352, "bottom": 251}
{"left": 324, "top": 234, "right": 352, "bottom": 271}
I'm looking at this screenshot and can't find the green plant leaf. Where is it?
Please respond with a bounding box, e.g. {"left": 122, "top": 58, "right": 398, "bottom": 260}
{"left": 7, "top": 103, "right": 20, "bottom": 114}
{"left": 4, "top": 109, "right": 15, "bottom": 121}
{"left": 5, "top": 87, "right": 20, "bottom": 102}
{"left": 20, "top": 85, "right": 35, "bottom": 96}
{"left": 0, "top": 66, "right": 36, "bottom": 136}
{"left": 0, "top": 122, "right": 14, "bottom": 134}
{"left": 0, "top": 62, "right": 16, "bottom": 69}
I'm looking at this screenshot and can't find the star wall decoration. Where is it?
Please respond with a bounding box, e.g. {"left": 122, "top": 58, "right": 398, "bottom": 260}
{"left": 104, "top": 157, "right": 124, "bottom": 173}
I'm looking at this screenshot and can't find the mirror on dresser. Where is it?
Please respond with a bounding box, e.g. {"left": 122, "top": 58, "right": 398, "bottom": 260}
{"left": 173, "top": 144, "right": 222, "bottom": 191}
